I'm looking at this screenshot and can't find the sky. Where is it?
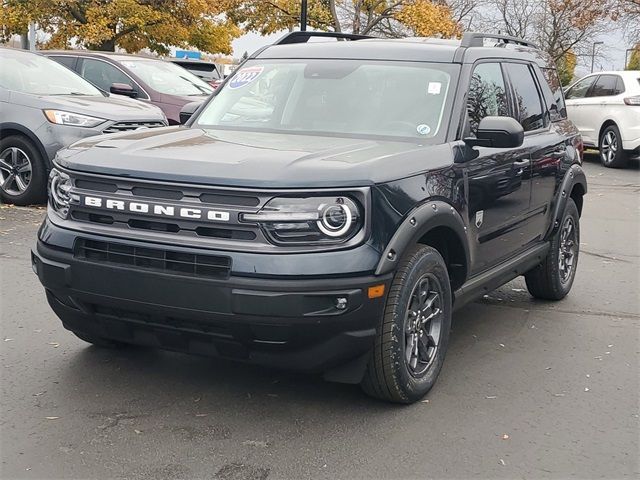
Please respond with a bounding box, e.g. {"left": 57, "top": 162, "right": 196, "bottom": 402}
{"left": 231, "top": 28, "right": 634, "bottom": 76}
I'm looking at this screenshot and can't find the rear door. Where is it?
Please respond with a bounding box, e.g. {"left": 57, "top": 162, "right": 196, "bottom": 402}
{"left": 586, "top": 74, "right": 626, "bottom": 143}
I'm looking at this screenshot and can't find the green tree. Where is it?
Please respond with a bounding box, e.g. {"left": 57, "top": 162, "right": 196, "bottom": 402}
{"left": 556, "top": 50, "right": 577, "bottom": 85}
{"left": 627, "top": 45, "right": 640, "bottom": 70}
{"left": 0, "top": 0, "right": 240, "bottom": 55}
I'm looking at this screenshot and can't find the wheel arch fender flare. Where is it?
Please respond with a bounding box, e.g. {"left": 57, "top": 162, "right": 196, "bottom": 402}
{"left": 375, "top": 200, "right": 470, "bottom": 279}
{"left": 0, "top": 122, "right": 51, "bottom": 169}
{"left": 546, "top": 163, "right": 587, "bottom": 240}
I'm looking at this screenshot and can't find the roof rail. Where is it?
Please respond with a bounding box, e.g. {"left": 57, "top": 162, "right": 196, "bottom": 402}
{"left": 274, "top": 31, "right": 372, "bottom": 45}
{"left": 461, "top": 32, "right": 538, "bottom": 50}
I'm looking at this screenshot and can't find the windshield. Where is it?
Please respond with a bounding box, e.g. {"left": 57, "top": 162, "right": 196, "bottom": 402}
{"left": 195, "top": 60, "right": 457, "bottom": 140}
{"left": 120, "top": 59, "right": 213, "bottom": 96}
{"left": 0, "top": 49, "right": 102, "bottom": 96}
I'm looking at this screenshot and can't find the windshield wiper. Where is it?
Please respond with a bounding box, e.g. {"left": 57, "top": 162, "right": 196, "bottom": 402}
{"left": 178, "top": 75, "right": 211, "bottom": 95}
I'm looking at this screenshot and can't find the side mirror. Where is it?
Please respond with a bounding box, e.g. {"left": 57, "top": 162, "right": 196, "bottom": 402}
{"left": 464, "top": 116, "right": 524, "bottom": 149}
{"left": 179, "top": 101, "right": 203, "bottom": 125}
{"left": 110, "top": 82, "right": 137, "bottom": 98}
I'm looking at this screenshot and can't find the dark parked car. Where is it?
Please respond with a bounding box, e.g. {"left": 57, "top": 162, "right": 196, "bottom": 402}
{"left": 44, "top": 51, "right": 213, "bottom": 124}
{"left": 169, "top": 58, "right": 225, "bottom": 88}
{"left": 0, "top": 48, "right": 167, "bottom": 205}
{"left": 33, "top": 32, "right": 587, "bottom": 403}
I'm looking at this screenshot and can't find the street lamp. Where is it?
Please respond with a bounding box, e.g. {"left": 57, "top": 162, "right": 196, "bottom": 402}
{"left": 300, "top": 0, "right": 308, "bottom": 32}
{"left": 591, "top": 41, "right": 604, "bottom": 73}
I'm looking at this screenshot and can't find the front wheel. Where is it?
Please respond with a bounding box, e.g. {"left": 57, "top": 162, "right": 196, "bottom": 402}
{"left": 525, "top": 198, "right": 580, "bottom": 300}
{"left": 0, "top": 135, "right": 48, "bottom": 205}
{"left": 361, "top": 245, "right": 452, "bottom": 403}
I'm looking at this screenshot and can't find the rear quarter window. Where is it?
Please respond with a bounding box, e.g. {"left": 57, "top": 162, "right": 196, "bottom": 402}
{"left": 541, "top": 67, "right": 567, "bottom": 120}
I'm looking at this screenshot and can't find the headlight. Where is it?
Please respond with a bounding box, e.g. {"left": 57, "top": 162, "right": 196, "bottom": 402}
{"left": 43, "top": 110, "right": 105, "bottom": 128}
{"left": 241, "top": 196, "right": 362, "bottom": 245}
{"left": 48, "top": 168, "right": 76, "bottom": 219}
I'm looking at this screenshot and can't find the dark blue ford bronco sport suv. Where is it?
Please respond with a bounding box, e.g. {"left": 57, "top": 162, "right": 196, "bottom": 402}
{"left": 33, "top": 32, "right": 587, "bottom": 403}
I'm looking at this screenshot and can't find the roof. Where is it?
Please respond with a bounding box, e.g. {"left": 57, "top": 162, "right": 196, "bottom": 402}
{"left": 169, "top": 58, "right": 218, "bottom": 65}
{"left": 41, "top": 50, "right": 159, "bottom": 62}
{"left": 254, "top": 36, "right": 554, "bottom": 67}
{"left": 578, "top": 70, "right": 639, "bottom": 77}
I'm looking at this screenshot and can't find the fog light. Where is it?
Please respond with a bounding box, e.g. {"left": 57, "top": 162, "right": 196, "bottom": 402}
{"left": 335, "top": 297, "right": 348, "bottom": 310}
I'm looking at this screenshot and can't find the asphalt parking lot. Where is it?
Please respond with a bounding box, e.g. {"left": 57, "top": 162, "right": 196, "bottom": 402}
{"left": 1, "top": 153, "right": 638, "bottom": 480}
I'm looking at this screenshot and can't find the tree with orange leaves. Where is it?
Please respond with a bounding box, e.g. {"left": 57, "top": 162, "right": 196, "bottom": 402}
{"left": 0, "top": 0, "right": 240, "bottom": 54}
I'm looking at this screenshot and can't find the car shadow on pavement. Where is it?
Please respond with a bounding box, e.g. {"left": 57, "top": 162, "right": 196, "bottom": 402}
{"left": 54, "top": 290, "right": 541, "bottom": 417}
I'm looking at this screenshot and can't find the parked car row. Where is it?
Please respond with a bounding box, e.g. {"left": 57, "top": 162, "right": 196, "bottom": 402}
{"left": 0, "top": 48, "right": 223, "bottom": 205}
{"left": 0, "top": 48, "right": 171, "bottom": 204}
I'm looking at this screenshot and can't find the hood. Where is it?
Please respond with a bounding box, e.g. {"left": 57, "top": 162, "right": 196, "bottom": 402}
{"left": 56, "top": 127, "right": 452, "bottom": 188}
{"left": 15, "top": 92, "right": 165, "bottom": 122}
{"left": 159, "top": 92, "right": 210, "bottom": 107}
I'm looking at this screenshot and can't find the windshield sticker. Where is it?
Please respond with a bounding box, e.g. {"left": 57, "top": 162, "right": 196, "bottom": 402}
{"left": 427, "top": 82, "right": 442, "bottom": 95}
{"left": 416, "top": 124, "right": 431, "bottom": 135}
{"left": 229, "top": 66, "right": 264, "bottom": 89}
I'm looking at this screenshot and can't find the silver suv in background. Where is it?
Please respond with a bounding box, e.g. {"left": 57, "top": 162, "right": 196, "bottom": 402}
{"left": 0, "top": 48, "right": 168, "bottom": 205}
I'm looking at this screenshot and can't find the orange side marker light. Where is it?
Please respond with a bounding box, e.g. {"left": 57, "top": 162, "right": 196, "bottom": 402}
{"left": 368, "top": 284, "right": 385, "bottom": 299}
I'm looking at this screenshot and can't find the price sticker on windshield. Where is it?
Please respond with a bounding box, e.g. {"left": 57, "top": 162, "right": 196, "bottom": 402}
{"left": 229, "top": 66, "right": 264, "bottom": 89}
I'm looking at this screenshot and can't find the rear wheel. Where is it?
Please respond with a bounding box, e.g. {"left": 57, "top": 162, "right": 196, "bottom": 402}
{"left": 525, "top": 198, "right": 580, "bottom": 300}
{"left": 599, "top": 124, "right": 628, "bottom": 168}
{"left": 0, "top": 135, "right": 47, "bottom": 205}
{"left": 361, "top": 245, "right": 452, "bottom": 403}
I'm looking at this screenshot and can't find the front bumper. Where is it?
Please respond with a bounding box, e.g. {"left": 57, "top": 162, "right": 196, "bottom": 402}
{"left": 32, "top": 230, "right": 391, "bottom": 381}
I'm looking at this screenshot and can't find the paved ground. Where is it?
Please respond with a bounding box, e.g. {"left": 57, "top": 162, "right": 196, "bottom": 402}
{"left": 1, "top": 153, "right": 638, "bottom": 480}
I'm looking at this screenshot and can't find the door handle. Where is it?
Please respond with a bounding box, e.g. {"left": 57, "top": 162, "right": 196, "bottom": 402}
{"left": 512, "top": 159, "right": 530, "bottom": 167}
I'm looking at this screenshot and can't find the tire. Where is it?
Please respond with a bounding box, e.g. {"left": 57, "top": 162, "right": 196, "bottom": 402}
{"left": 0, "top": 135, "right": 47, "bottom": 205}
{"left": 599, "top": 124, "right": 628, "bottom": 168}
{"left": 72, "top": 331, "right": 127, "bottom": 349}
{"left": 361, "top": 245, "right": 452, "bottom": 403}
{"left": 525, "top": 198, "right": 580, "bottom": 300}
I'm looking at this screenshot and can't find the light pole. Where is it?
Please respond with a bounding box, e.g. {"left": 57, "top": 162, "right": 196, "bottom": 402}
{"left": 625, "top": 48, "right": 637, "bottom": 69}
{"left": 591, "top": 41, "right": 604, "bottom": 73}
{"left": 300, "top": 0, "right": 308, "bottom": 31}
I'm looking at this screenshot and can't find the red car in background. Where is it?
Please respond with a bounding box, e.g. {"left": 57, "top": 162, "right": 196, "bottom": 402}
{"left": 44, "top": 51, "right": 213, "bottom": 124}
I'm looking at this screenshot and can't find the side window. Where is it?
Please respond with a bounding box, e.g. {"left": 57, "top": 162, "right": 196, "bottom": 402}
{"left": 80, "top": 58, "right": 134, "bottom": 93}
{"left": 541, "top": 67, "right": 567, "bottom": 121}
{"left": 565, "top": 76, "right": 596, "bottom": 99}
{"left": 504, "top": 63, "right": 545, "bottom": 131}
{"left": 588, "top": 75, "right": 620, "bottom": 97}
{"left": 466, "top": 63, "right": 509, "bottom": 135}
{"left": 615, "top": 76, "right": 626, "bottom": 95}
{"left": 49, "top": 55, "right": 77, "bottom": 71}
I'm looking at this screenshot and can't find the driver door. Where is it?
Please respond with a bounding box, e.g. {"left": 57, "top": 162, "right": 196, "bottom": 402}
{"left": 462, "top": 62, "right": 532, "bottom": 275}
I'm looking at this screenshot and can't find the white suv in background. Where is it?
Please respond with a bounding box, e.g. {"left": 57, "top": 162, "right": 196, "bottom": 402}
{"left": 565, "top": 70, "right": 640, "bottom": 168}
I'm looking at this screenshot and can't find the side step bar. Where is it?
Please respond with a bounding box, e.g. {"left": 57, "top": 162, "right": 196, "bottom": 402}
{"left": 453, "top": 243, "right": 550, "bottom": 310}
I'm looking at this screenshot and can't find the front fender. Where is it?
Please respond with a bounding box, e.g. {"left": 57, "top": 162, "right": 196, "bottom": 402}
{"left": 374, "top": 200, "right": 470, "bottom": 278}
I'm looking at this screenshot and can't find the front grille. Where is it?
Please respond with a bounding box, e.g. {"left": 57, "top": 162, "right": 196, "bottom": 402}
{"left": 69, "top": 176, "right": 267, "bottom": 246}
{"left": 102, "top": 121, "right": 166, "bottom": 134}
{"left": 75, "top": 239, "right": 231, "bottom": 279}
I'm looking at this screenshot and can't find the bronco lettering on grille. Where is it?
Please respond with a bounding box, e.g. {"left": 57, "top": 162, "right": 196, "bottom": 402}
{"left": 81, "top": 195, "right": 230, "bottom": 222}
